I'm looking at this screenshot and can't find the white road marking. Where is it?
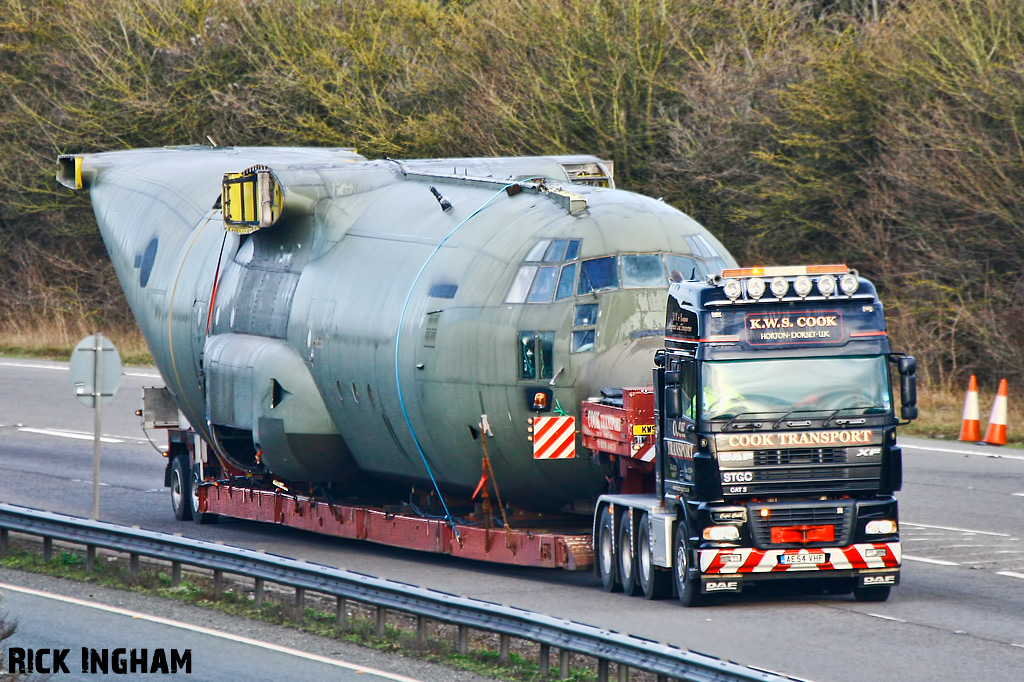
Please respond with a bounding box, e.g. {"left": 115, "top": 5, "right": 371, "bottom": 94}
{"left": 1014, "top": 493, "right": 1024, "bottom": 498}
{"left": 18, "top": 428, "right": 124, "bottom": 444}
{"left": 902, "top": 522, "right": 1011, "bottom": 538}
{"left": 903, "top": 555, "right": 960, "bottom": 566}
{"left": 901, "top": 443, "right": 1024, "bottom": 461}
{"left": 0, "top": 361, "right": 67, "bottom": 371}
{"left": 14, "top": 427, "right": 152, "bottom": 444}
{"left": 0, "top": 360, "right": 160, "bottom": 379}
{"left": 0, "top": 582, "right": 425, "bottom": 682}
{"left": 867, "top": 613, "right": 907, "bottom": 623}
{"left": 997, "top": 571, "right": 1024, "bottom": 581}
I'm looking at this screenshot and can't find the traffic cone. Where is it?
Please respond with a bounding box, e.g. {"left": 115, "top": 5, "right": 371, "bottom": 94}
{"left": 958, "top": 375, "right": 981, "bottom": 442}
{"left": 983, "top": 378, "right": 1008, "bottom": 446}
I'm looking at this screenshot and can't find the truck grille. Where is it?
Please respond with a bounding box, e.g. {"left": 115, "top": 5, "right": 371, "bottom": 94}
{"left": 755, "top": 447, "right": 847, "bottom": 466}
{"left": 722, "top": 446, "right": 881, "bottom": 497}
{"left": 749, "top": 503, "right": 854, "bottom": 548}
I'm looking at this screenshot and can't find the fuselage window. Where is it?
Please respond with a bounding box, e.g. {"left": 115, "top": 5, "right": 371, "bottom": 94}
{"left": 621, "top": 253, "right": 667, "bottom": 288}
{"left": 519, "top": 331, "right": 555, "bottom": 380}
{"left": 577, "top": 256, "right": 619, "bottom": 295}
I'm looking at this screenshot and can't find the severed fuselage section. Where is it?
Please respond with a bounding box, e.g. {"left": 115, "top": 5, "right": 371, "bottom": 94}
{"left": 58, "top": 147, "right": 735, "bottom": 511}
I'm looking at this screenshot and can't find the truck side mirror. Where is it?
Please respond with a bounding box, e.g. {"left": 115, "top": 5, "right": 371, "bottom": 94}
{"left": 664, "top": 385, "right": 684, "bottom": 419}
{"left": 894, "top": 355, "right": 918, "bottom": 421}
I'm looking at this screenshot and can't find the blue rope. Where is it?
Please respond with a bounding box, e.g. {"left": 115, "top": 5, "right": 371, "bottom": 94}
{"left": 394, "top": 183, "right": 516, "bottom": 542}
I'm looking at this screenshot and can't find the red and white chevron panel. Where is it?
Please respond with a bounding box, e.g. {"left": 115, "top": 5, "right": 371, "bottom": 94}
{"left": 633, "top": 437, "right": 655, "bottom": 462}
{"left": 532, "top": 416, "right": 576, "bottom": 460}
{"left": 699, "top": 542, "right": 901, "bottom": 574}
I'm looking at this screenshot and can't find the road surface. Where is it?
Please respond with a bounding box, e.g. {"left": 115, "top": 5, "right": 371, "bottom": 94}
{"left": 1, "top": 358, "right": 1022, "bottom": 681}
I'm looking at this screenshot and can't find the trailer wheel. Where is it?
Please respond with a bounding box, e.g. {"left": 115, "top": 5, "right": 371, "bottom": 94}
{"left": 637, "top": 516, "right": 670, "bottom": 600}
{"left": 170, "top": 457, "right": 192, "bottom": 522}
{"left": 190, "top": 465, "right": 218, "bottom": 525}
{"left": 673, "top": 522, "right": 702, "bottom": 607}
{"left": 618, "top": 512, "right": 640, "bottom": 596}
{"left": 597, "top": 505, "right": 620, "bottom": 592}
{"left": 853, "top": 584, "right": 891, "bottom": 602}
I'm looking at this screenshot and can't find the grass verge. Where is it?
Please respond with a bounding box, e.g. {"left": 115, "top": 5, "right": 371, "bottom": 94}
{"left": 0, "top": 544, "right": 604, "bottom": 682}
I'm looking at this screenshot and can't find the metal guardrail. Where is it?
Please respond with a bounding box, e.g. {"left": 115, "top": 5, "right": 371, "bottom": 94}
{"left": 0, "top": 504, "right": 799, "bottom": 682}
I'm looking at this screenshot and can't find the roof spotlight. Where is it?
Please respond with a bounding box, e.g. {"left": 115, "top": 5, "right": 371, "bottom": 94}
{"left": 723, "top": 278, "right": 742, "bottom": 300}
{"left": 817, "top": 276, "right": 836, "bottom": 296}
{"left": 747, "top": 277, "right": 766, "bottom": 299}
{"left": 840, "top": 273, "right": 859, "bottom": 295}
{"left": 793, "top": 275, "right": 813, "bottom": 297}
{"left": 770, "top": 277, "right": 789, "bottom": 298}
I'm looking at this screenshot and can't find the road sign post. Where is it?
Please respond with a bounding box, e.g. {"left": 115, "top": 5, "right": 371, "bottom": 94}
{"left": 69, "top": 333, "right": 122, "bottom": 520}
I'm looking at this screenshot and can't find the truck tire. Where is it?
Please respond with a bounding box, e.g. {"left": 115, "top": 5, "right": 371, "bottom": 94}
{"left": 637, "top": 516, "right": 671, "bottom": 600}
{"left": 673, "top": 522, "right": 702, "bottom": 607}
{"left": 190, "top": 465, "right": 218, "bottom": 525}
{"left": 597, "top": 505, "right": 620, "bottom": 592}
{"left": 853, "top": 584, "right": 891, "bottom": 602}
{"left": 618, "top": 512, "right": 640, "bottom": 596}
{"left": 170, "top": 457, "right": 192, "bottom": 522}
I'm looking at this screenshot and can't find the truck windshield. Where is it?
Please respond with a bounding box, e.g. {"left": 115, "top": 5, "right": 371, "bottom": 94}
{"left": 701, "top": 356, "right": 891, "bottom": 420}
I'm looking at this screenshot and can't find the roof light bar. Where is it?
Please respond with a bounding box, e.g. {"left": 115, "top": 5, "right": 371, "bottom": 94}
{"left": 720, "top": 264, "right": 849, "bottom": 279}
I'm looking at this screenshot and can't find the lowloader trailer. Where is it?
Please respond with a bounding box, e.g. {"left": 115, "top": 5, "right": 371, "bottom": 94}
{"left": 144, "top": 264, "right": 915, "bottom": 605}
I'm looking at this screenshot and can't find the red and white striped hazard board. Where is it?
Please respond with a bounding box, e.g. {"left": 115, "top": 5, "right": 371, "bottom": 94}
{"left": 532, "top": 416, "right": 576, "bottom": 460}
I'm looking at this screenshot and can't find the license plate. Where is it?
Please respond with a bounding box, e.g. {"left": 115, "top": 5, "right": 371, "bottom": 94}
{"left": 779, "top": 553, "right": 827, "bottom": 565}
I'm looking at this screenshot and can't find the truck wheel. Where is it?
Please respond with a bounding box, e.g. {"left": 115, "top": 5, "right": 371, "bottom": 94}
{"left": 597, "top": 505, "right": 620, "bottom": 592}
{"left": 637, "top": 517, "right": 670, "bottom": 600}
{"left": 853, "top": 585, "right": 891, "bottom": 602}
{"left": 190, "top": 465, "right": 218, "bottom": 525}
{"left": 170, "top": 457, "right": 192, "bottom": 522}
{"left": 673, "top": 522, "right": 702, "bottom": 607}
{"left": 618, "top": 512, "right": 640, "bottom": 596}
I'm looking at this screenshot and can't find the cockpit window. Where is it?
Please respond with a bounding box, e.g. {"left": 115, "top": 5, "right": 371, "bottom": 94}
{"left": 544, "top": 239, "right": 567, "bottom": 261}
{"left": 527, "top": 266, "right": 559, "bottom": 302}
{"left": 577, "top": 257, "right": 619, "bottom": 294}
{"left": 565, "top": 240, "right": 581, "bottom": 261}
{"left": 555, "top": 263, "right": 577, "bottom": 301}
{"left": 505, "top": 265, "right": 538, "bottom": 303}
{"left": 666, "top": 254, "right": 700, "bottom": 282}
{"left": 509, "top": 239, "right": 585, "bottom": 303}
{"left": 621, "top": 253, "right": 667, "bottom": 288}
{"left": 526, "top": 240, "right": 550, "bottom": 261}
{"left": 520, "top": 331, "right": 555, "bottom": 379}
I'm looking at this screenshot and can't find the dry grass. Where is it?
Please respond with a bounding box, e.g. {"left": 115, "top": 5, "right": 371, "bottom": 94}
{"left": 902, "top": 383, "right": 1023, "bottom": 448}
{"left": 0, "top": 319, "right": 152, "bottom": 367}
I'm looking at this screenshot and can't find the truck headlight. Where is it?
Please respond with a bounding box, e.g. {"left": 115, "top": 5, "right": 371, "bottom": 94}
{"left": 703, "top": 525, "right": 741, "bottom": 542}
{"left": 746, "top": 277, "right": 766, "bottom": 299}
{"left": 865, "top": 519, "right": 898, "bottom": 535}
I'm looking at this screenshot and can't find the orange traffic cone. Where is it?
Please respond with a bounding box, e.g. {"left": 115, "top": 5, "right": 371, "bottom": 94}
{"left": 983, "top": 378, "right": 1008, "bottom": 446}
{"left": 958, "top": 375, "right": 982, "bottom": 442}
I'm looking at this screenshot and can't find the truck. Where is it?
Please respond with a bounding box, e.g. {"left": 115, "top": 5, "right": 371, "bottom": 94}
{"left": 588, "top": 263, "right": 916, "bottom": 604}
{"left": 142, "top": 262, "right": 915, "bottom": 605}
